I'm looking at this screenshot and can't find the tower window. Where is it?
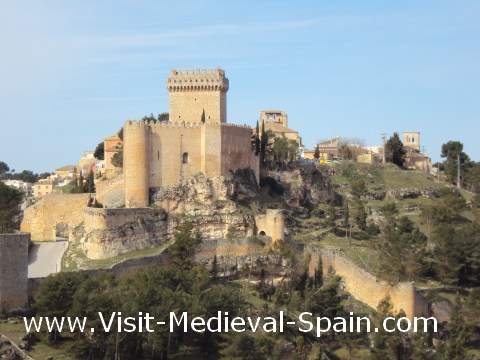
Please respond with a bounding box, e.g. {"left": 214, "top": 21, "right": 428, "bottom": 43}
{"left": 182, "top": 152, "right": 189, "bottom": 164}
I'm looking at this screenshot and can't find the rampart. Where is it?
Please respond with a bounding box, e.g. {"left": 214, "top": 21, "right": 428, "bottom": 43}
{"left": 306, "top": 246, "right": 429, "bottom": 321}
{"left": 0, "top": 233, "right": 29, "bottom": 311}
{"left": 123, "top": 120, "right": 259, "bottom": 205}
{"left": 20, "top": 194, "right": 91, "bottom": 241}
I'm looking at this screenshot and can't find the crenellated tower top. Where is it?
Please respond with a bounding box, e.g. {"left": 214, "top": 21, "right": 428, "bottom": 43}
{"left": 167, "top": 68, "right": 229, "bottom": 124}
{"left": 167, "top": 68, "right": 229, "bottom": 93}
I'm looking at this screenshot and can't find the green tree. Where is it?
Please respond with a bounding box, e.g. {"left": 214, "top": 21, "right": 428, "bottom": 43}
{"left": 313, "top": 145, "right": 320, "bottom": 160}
{"left": 211, "top": 254, "right": 219, "bottom": 280}
{"left": 379, "top": 217, "right": 427, "bottom": 282}
{"left": 169, "top": 222, "right": 203, "bottom": 269}
{"left": 112, "top": 151, "right": 123, "bottom": 168}
{"left": 0, "top": 161, "right": 9, "bottom": 177}
{"left": 441, "top": 141, "right": 470, "bottom": 185}
{"left": 0, "top": 182, "right": 24, "bottom": 233}
{"left": 260, "top": 120, "right": 267, "bottom": 165}
{"left": 371, "top": 296, "right": 408, "bottom": 360}
{"left": 445, "top": 295, "right": 469, "bottom": 360}
{"left": 83, "top": 170, "right": 95, "bottom": 193}
{"left": 343, "top": 199, "right": 351, "bottom": 238}
{"left": 350, "top": 178, "right": 367, "bottom": 199}
{"left": 34, "top": 272, "right": 89, "bottom": 342}
{"left": 158, "top": 112, "right": 169, "bottom": 122}
{"left": 117, "top": 127, "right": 124, "bottom": 140}
{"left": 433, "top": 224, "right": 480, "bottom": 286}
{"left": 385, "top": 132, "right": 406, "bottom": 167}
{"left": 93, "top": 141, "right": 105, "bottom": 160}
{"left": 255, "top": 120, "right": 260, "bottom": 155}
{"left": 351, "top": 200, "right": 367, "bottom": 231}
{"left": 314, "top": 255, "right": 323, "bottom": 288}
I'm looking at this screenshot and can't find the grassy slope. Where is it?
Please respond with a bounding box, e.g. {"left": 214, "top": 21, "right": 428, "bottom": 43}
{"left": 0, "top": 320, "right": 76, "bottom": 360}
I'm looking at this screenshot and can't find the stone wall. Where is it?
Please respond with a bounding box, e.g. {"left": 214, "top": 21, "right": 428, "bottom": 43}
{"left": 306, "top": 246, "right": 429, "bottom": 321}
{"left": 83, "top": 207, "right": 170, "bottom": 259}
{"left": 82, "top": 204, "right": 256, "bottom": 260}
{"left": 167, "top": 68, "right": 228, "bottom": 124}
{"left": 95, "top": 174, "right": 125, "bottom": 208}
{"left": 20, "top": 194, "right": 91, "bottom": 241}
{"left": 255, "top": 209, "right": 285, "bottom": 243}
{"left": 0, "top": 234, "right": 29, "bottom": 311}
{"left": 123, "top": 121, "right": 260, "bottom": 207}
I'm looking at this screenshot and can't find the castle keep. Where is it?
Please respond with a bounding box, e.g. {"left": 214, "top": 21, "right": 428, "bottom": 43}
{"left": 124, "top": 68, "right": 260, "bottom": 208}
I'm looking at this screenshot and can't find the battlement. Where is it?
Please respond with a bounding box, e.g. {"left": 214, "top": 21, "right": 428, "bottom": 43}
{"left": 167, "top": 67, "right": 229, "bottom": 92}
{"left": 125, "top": 120, "right": 252, "bottom": 130}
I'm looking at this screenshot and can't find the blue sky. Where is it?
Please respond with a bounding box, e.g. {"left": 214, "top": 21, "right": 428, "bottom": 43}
{"left": 1, "top": 0, "right": 479, "bottom": 172}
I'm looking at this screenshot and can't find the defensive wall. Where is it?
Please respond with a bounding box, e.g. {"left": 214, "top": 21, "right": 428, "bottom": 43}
{"left": 305, "top": 245, "right": 429, "bottom": 321}
{"left": 20, "top": 194, "right": 91, "bottom": 241}
{"left": 124, "top": 120, "right": 259, "bottom": 208}
{"left": 0, "top": 233, "right": 29, "bottom": 311}
{"left": 95, "top": 173, "right": 125, "bottom": 208}
{"left": 28, "top": 236, "right": 277, "bottom": 299}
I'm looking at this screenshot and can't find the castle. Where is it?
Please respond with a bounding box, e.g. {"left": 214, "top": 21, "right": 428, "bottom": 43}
{"left": 124, "top": 68, "right": 260, "bottom": 208}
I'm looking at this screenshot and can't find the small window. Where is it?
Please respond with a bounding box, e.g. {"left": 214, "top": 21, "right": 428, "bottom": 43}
{"left": 182, "top": 152, "right": 189, "bottom": 164}
{"left": 412, "top": 136, "right": 415, "bottom": 143}
{"left": 158, "top": 150, "right": 160, "bottom": 160}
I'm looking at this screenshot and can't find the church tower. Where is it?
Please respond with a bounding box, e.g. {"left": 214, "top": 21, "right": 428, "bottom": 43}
{"left": 166, "top": 68, "right": 229, "bottom": 124}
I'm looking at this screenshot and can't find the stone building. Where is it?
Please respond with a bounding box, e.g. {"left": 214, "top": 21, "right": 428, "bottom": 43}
{"left": 55, "top": 165, "right": 76, "bottom": 180}
{"left": 260, "top": 110, "right": 302, "bottom": 146}
{"left": 304, "top": 137, "right": 340, "bottom": 160}
{"left": 104, "top": 134, "right": 123, "bottom": 176}
{"left": 124, "top": 68, "right": 260, "bottom": 208}
{"left": 33, "top": 178, "right": 55, "bottom": 198}
{"left": 403, "top": 131, "right": 420, "bottom": 152}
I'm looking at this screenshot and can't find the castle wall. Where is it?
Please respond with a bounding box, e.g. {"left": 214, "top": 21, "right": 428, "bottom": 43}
{"left": 306, "top": 247, "right": 429, "bottom": 321}
{"left": 220, "top": 125, "right": 259, "bottom": 178}
{"left": 20, "top": 194, "right": 91, "bottom": 241}
{"left": 123, "top": 121, "right": 259, "bottom": 196}
{"left": 149, "top": 122, "right": 204, "bottom": 187}
{"left": 0, "top": 233, "right": 29, "bottom": 311}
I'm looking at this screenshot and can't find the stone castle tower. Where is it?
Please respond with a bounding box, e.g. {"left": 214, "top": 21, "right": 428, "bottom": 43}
{"left": 124, "top": 68, "right": 259, "bottom": 208}
{"left": 167, "top": 68, "right": 229, "bottom": 124}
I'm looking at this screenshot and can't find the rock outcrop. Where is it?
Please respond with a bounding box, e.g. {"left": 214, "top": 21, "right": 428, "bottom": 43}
{"left": 283, "top": 166, "right": 331, "bottom": 207}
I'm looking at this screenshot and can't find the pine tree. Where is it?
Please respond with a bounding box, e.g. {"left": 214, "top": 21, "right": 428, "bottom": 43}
{"left": 385, "top": 132, "right": 406, "bottom": 167}
{"left": 260, "top": 120, "right": 267, "bottom": 165}
{"left": 445, "top": 294, "right": 468, "bottom": 360}
{"left": 314, "top": 145, "right": 320, "bottom": 160}
{"left": 314, "top": 255, "right": 323, "bottom": 288}
{"left": 84, "top": 170, "right": 95, "bottom": 193}
{"left": 343, "top": 200, "right": 350, "bottom": 238}
{"left": 211, "top": 255, "right": 219, "bottom": 280}
{"left": 255, "top": 120, "right": 260, "bottom": 155}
